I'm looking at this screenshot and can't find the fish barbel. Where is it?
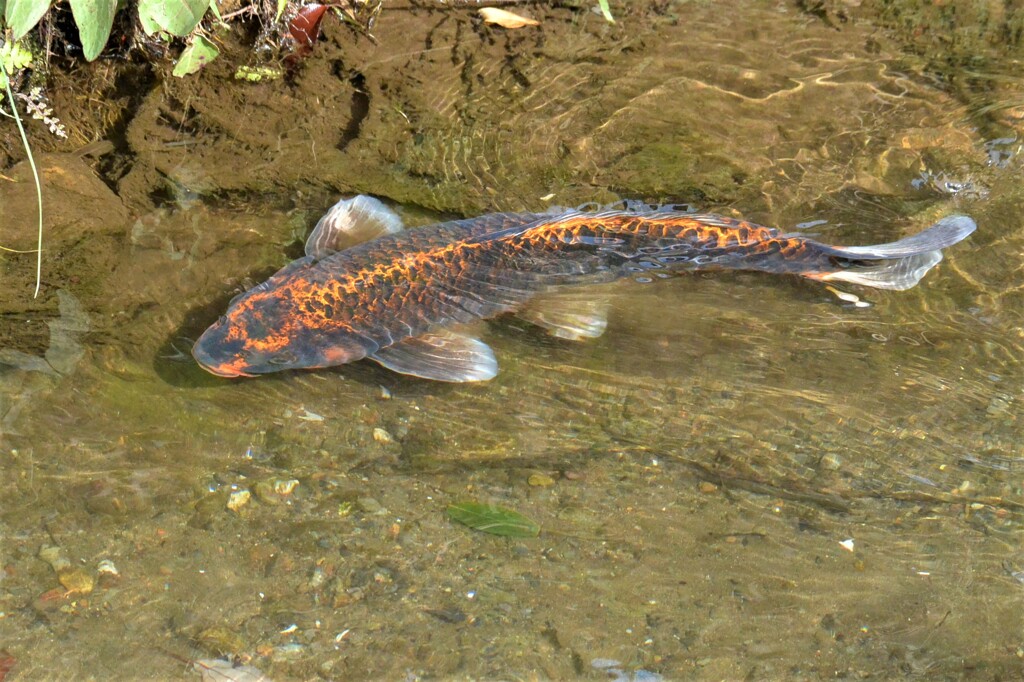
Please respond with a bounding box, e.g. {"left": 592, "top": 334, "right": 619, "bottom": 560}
{"left": 192, "top": 196, "right": 975, "bottom": 381}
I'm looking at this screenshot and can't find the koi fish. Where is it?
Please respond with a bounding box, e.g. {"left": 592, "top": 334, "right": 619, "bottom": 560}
{"left": 192, "top": 196, "right": 975, "bottom": 382}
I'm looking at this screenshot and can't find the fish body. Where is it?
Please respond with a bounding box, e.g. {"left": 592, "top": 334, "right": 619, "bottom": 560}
{"left": 192, "top": 196, "right": 975, "bottom": 381}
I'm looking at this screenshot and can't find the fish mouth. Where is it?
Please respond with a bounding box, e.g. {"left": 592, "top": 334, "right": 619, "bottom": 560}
{"left": 191, "top": 341, "right": 254, "bottom": 378}
{"left": 199, "top": 362, "right": 254, "bottom": 378}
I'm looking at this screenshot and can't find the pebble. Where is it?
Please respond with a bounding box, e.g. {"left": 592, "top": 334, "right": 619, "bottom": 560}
{"left": 227, "top": 489, "right": 251, "bottom": 511}
{"left": 819, "top": 452, "right": 842, "bottom": 471}
{"left": 698, "top": 482, "right": 718, "bottom": 494}
{"left": 274, "top": 479, "right": 299, "bottom": 496}
{"left": 58, "top": 569, "right": 95, "bottom": 595}
{"left": 356, "top": 497, "right": 383, "bottom": 514}
{"left": 273, "top": 643, "right": 308, "bottom": 660}
{"left": 528, "top": 473, "right": 556, "bottom": 487}
{"left": 255, "top": 479, "right": 300, "bottom": 504}
{"left": 373, "top": 427, "right": 394, "bottom": 444}
{"left": 97, "top": 559, "right": 119, "bottom": 576}
{"left": 38, "top": 546, "right": 70, "bottom": 573}
{"left": 196, "top": 626, "right": 245, "bottom": 656}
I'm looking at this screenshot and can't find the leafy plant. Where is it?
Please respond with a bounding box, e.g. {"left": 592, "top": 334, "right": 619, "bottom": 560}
{"left": 0, "top": 39, "right": 32, "bottom": 89}
{"left": 138, "top": 0, "right": 210, "bottom": 38}
{"left": 4, "top": 0, "right": 218, "bottom": 65}
{"left": 0, "top": 57, "right": 44, "bottom": 297}
{"left": 173, "top": 35, "right": 219, "bottom": 77}
{"left": 447, "top": 502, "right": 541, "bottom": 538}
{"left": 68, "top": 0, "right": 118, "bottom": 61}
{"left": 5, "top": 0, "right": 51, "bottom": 40}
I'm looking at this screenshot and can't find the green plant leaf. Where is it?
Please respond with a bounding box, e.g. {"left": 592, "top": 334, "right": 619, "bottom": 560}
{"left": 597, "top": 0, "right": 614, "bottom": 23}
{"left": 447, "top": 502, "right": 540, "bottom": 537}
{"left": 1, "top": 40, "right": 33, "bottom": 72}
{"left": 138, "top": 0, "right": 209, "bottom": 37}
{"left": 172, "top": 35, "right": 218, "bottom": 77}
{"left": 69, "top": 0, "right": 118, "bottom": 61}
{"left": 138, "top": 8, "right": 161, "bottom": 36}
{"left": 6, "top": 0, "right": 51, "bottom": 39}
{"left": 274, "top": 0, "right": 286, "bottom": 22}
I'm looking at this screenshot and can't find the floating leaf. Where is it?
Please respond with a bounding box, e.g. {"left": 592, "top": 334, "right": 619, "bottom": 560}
{"left": 172, "top": 35, "right": 219, "bottom": 77}
{"left": 478, "top": 7, "right": 539, "bottom": 29}
{"left": 447, "top": 502, "right": 540, "bottom": 537}
{"left": 69, "top": 0, "right": 118, "bottom": 61}
{"left": 5, "top": 0, "right": 51, "bottom": 39}
{"left": 138, "top": 0, "right": 209, "bottom": 37}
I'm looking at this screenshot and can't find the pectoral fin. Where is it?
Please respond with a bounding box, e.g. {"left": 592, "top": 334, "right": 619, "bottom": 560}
{"left": 370, "top": 330, "right": 498, "bottom": 382}
{"left": 517, "top": 294, "right": 608, "bottom": 340}
{"left": 305, "top": 195, "right": 405, "bottom": 259}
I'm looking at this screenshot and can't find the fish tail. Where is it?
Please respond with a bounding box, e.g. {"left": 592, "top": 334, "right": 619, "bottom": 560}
{"left": 801, "top": 215, "right": 976, "bottom": 290}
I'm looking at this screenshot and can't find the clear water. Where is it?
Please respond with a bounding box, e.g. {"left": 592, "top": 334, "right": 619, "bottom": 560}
{"left": 1, "top": 1, "right": 1022, "bottom": 678}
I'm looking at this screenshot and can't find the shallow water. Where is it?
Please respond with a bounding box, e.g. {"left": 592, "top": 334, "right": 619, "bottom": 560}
{"left": 1, "top": 1, "right": 1023, "bottom": 679}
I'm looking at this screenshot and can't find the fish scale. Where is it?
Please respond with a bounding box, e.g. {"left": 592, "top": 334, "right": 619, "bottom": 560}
{"left": 192, "top": 196, "right": 976, "bottom": 381}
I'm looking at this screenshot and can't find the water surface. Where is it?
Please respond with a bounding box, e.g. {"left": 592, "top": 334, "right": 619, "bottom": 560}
{"left": 0, "top": 1, "right": 1022, "bottom": 679}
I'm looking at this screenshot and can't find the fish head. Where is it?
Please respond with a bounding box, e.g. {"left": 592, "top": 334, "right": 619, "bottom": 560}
{"left": 192, "top": 265, "right": 365, "bottom": 377}
{"left": 192, "top": 304, "right": 305, "bottom": 377}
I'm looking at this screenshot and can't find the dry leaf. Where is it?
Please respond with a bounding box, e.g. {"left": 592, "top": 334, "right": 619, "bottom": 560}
{"left": 479, "top": 8, "right": 540, "bottom": 29}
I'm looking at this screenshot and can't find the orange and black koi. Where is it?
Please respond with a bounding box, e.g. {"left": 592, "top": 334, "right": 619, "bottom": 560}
{"left": 192, "top": 196, "right": 975, "bottom": 382}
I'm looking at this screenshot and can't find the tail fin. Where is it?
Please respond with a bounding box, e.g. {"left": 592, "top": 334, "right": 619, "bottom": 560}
{"left": 805, "top": 215, "right": 976, "bottom": 291}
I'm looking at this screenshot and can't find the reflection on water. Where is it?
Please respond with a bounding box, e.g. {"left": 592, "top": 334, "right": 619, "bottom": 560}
{"left": 1, "top": 1, "right": 1023, "bottom": 679}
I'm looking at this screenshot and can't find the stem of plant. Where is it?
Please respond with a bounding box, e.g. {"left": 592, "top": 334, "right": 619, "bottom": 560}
{"left": 0, "top": 59, "right": 44, "bottom": 298}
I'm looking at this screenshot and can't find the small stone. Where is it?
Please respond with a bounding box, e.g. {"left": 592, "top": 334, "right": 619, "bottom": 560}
{"left": 39, "top": 546, "right": 70, "bottom": 572}
{"left": 378, "top": 386, "right": 392, "bottom": 400}
{"left": 698, "top": 482, "right": 719, "bottom": 494}
{"left": 373, "top": 428, "right": 394, "bottom": 444}
{"left": 253, "top": 481, "right": 280, "bottom": 505}
{"left": 356, "top": 497, "right": 383, "bottom": 514}
{"left": 819, "top": 452, "right": 842, "bottom": 471}
{"left": 273, "top": 643, "right": 308, "bottom": 661}
{"left": 528, "top": 473, "right": 556, "bottom": 487}
{"left": 58, "top": 569, "right": 94, "bottom": 595}
{"left": 227, "top": 489, "right": 251, "bottom": 511}
{"left": 196, "top": 626, "right": 245, "bottom": 656}
{"left": 274, "top": 479, "right": 299, "bottom": 496}
{"left": 97, "top": 559, "right": 119, "bottom": 576}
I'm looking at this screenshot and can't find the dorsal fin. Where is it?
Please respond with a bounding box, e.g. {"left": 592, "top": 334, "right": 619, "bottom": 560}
{"left": 369, "top": 330, "right": 497, "bottom": 382}
{"left": 305, "top": 195, "right": 405, "bottom": 259}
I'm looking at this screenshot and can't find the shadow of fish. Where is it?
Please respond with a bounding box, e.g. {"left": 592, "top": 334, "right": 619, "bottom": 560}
{"left": 192, "top": 196, "right": 975, "bottom": 381}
